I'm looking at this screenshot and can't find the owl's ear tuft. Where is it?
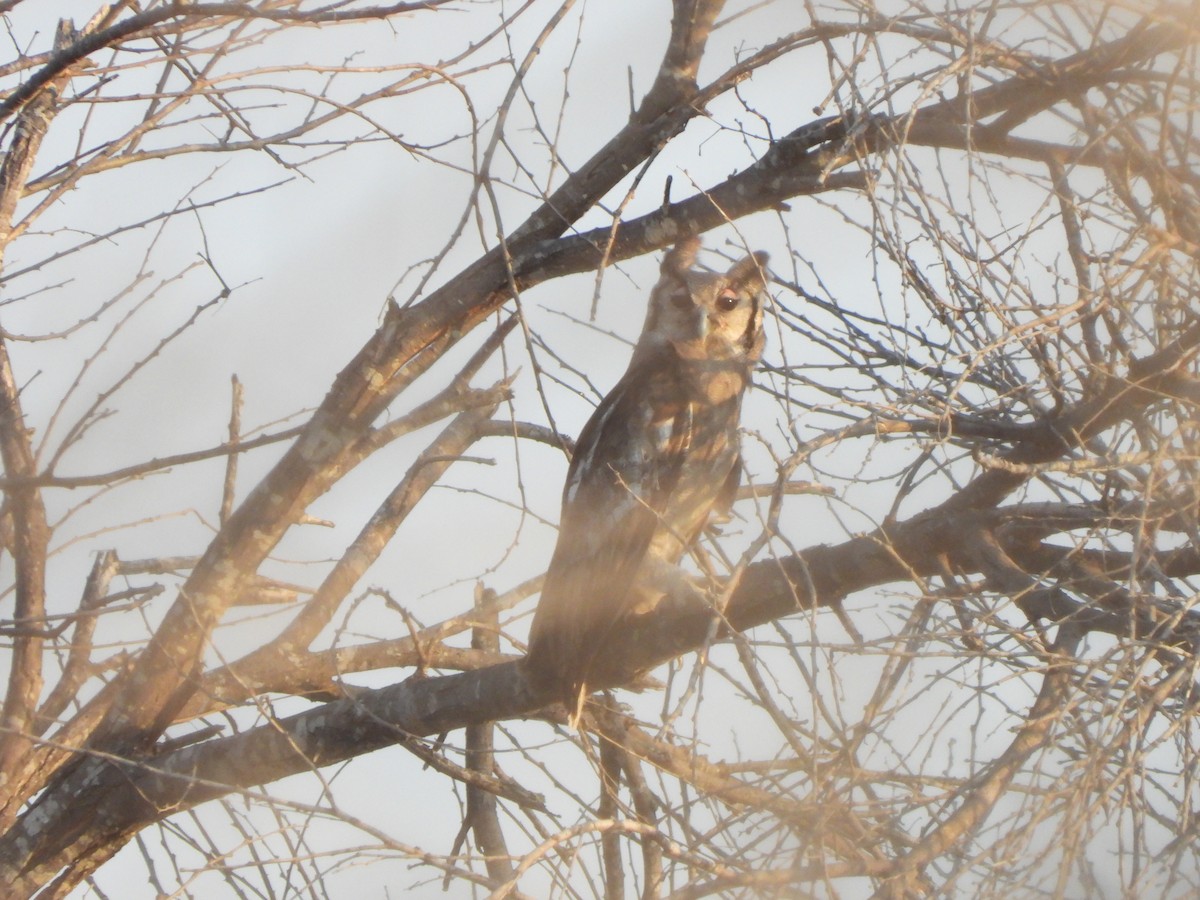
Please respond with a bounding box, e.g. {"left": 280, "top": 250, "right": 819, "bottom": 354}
{"left": 661, "top": 237, "right": 701, "bottom": 280}
{"left": 726, "top": 251, "right": 770, "bottom": 294}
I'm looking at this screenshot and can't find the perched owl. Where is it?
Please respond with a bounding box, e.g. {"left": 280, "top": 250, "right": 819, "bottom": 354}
{"left": 524, "top": 237, "right": 769, "bottom": 714}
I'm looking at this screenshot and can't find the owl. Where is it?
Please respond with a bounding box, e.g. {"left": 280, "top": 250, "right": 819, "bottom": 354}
{"left": 524, "top": 236, "right": 769, "bottom": 715}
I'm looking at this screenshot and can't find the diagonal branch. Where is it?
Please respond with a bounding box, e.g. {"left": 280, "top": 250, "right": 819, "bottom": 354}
{"left": 0, "top": 2, "right": 458, "bottom": 125}
{"left": 871, "top": 632, "right": 1081, "bottom": 898}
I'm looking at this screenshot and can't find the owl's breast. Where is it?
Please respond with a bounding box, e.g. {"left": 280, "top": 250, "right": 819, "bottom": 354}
{"left": 646, "top": 397, "right": 741, "bottom": 560}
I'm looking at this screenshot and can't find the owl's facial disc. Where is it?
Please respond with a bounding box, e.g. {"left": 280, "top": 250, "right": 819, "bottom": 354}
{"left": 667, "top": 299, "right": 711, "bottom": 358}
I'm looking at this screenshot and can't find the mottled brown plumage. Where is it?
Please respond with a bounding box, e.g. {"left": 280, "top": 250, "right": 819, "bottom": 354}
{"left": 524, "top": 237, "right": 769, "bottom": 713}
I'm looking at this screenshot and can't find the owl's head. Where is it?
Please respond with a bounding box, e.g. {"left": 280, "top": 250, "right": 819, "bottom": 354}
{"left": 638, "top": 237, "right": 769, "bottom": 366}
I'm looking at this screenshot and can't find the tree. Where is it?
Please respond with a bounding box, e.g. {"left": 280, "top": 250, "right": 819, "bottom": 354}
{"left": 0, "top": 0, "right": 1197, "bottom": 895}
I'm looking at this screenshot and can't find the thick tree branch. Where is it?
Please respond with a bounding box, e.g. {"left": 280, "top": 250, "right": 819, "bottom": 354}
{"left": 9, "top": 450, "right": 1200, "bottom": 889}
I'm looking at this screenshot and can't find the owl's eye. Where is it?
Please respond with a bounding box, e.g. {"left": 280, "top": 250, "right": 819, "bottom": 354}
{"left": 670, "top": 288, "right": 693, "bottom": 309}
{"left": 716, "top": 289, "right": 740, "bottom": 312}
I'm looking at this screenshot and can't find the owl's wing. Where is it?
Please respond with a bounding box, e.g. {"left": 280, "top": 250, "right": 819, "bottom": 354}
{"left": 525, "top": 363, "right": 688, "bottom": 701}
